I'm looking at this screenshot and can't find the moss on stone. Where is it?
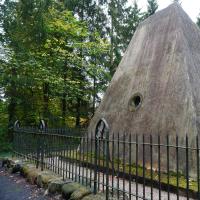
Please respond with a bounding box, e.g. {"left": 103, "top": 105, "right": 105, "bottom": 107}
{"left": 62, "top": 182, "right": 82, "bottom": 199}
{"left": 36, "top": 171, "right": 57, "bottom": 188}
{"left": 48, "top": 179, "right": 65, "bottom": 194}
{"left": 69, "top": 187, "right": 91, "bottom": 200}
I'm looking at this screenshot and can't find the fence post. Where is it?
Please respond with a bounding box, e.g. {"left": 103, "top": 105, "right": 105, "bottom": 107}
{"left": 94, "top": 131, "right": 98, "bottom": 194}
{"left": 36, "top": 133, "right": 40, "bottom": 169}
{"left": 105, "top": 123, "right": 109, "bottom": 200}
{"left": 94, "top": 118, "right": 109, "bottom": 198}
{"left": 39, "top": 120, "right": 46, "bottom": 171}
{"left": 13, "top": 120, "right": 20, "bottom": 157}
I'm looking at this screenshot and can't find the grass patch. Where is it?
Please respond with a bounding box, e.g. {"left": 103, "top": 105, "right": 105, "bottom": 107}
{"left": 0, "top": 151, "right": 12, "bottom": 159}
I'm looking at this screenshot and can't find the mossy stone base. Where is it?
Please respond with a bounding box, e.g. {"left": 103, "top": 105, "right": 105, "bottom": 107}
{"left": 62, "top": 182, "right": 82, "bottom": 199}
{"left": 20, "top": 164, "right": 35, "bottom": 177}
{"left": 81, "top": 193, "right": 117, "bottom": 200}
{"left": 27, "top": 168, "right": 40, "bottom": 184}
{"left": 37, "top": 171, "right": 59, "bottom": 188}
{"left": 69, "top": 187, "right": 91, "bottom": 200}
{"left": 48, "top": 179, "right": 65, "bottom": 194}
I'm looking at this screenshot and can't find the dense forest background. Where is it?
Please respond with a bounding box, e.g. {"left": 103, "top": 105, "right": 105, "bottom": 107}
{"left": 0, "top": 0, "right": 199, "bottom": 152}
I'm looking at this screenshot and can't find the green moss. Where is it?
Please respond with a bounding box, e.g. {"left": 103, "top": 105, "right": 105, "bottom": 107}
{"left": 59, "top": 150, "right": 198, "bottom": 193}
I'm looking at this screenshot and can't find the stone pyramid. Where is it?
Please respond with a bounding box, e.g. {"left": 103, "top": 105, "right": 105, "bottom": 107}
{"left": 89, "top": 3, "right": 200, "bottom": 141}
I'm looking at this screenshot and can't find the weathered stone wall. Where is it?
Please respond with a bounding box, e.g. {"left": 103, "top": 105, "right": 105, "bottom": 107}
{"left": 88, "top": 3, "right": 200, "bottom": 177}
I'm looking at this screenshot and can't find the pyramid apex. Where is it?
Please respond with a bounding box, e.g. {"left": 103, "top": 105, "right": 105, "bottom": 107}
{"left": 89, "top": 0, "right": 200, "bottom": 138}
{"left": 140, "top": 1, "right": 193, "bottom": 30}
{"left": 157, "top": 2, "right": 185, "bottom": 15}
{"left": 167, "top": 2, "right": 183, "bottom": 10}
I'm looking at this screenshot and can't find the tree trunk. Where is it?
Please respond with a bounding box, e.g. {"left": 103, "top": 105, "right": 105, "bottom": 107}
{"left": 92, "top": 76, "right": 96, "bottom": 116}
{"left": 110, "top": 1, "right": 114, "bottom": 75}
{"left": 7, "top": 67, "right": 17, "bottom": 141}
{"left": 75, "top": 98, "right": 81, "bottom": 127}
{"left": 62, "top": 73, "right": 67, "bottom": 125}
{"left": 43, "top": 82, "right": 49, "bottom": 119}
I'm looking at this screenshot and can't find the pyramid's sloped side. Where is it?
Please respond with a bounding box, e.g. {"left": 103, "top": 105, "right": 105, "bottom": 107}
{"left": 89, "top": 4, "right": 200, "bottom": 140}
{"left": 179, "top": 8, "right": 200, "bottom": 135}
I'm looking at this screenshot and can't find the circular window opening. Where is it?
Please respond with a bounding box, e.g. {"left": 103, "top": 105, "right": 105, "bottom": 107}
{"left": 128, "top": 93, "right": 142, "bottom": 111}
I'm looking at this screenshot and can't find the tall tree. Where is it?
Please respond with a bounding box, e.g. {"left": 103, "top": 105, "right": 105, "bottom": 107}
{"left": 173, "top": 0, "right": 182, "bottom": 4}
{"left": 63, "top": 0, "right": 109, "bottom": 121}
{"left": 121, "top": 1, "right": 143, "bottom": 51}
{"left": 146, "top": 0, "right": 158, "bottom": 16}
{"left": 0, "top": 0, "right": 109, "bottom": 128}
{"left": 197, "top": 14, "right": 200, "bottom": 28}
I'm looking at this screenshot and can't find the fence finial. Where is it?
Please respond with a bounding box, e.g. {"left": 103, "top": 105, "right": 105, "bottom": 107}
{"left": 95, "top": 118, "right": 109, "bottom": 139}
{"left": 39, "top": 120, "right": 46, "bottom": 131}
{"left": 14, "top": 120, "right": 20, "bottom": 129}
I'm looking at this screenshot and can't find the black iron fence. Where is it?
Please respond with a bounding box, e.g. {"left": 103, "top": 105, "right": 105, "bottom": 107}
{"left": 13, "top": 123, "right": 200, "bottom": 200}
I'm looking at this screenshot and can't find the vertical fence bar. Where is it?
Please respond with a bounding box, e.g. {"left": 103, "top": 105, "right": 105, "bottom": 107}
{"left": 197, "top": 135, "right": 200, "bottom": 200}
{"left": 98, "top": 134, "right": 101, "bottom": 191}
{"left": 129, "top": 134, "right": 132, "bottom": 200}
{"left": 36, "top": 133, "right": 40, "bottom": 169}
{"left": 82, "top": 136, "right": 85, "bottom": 185}
{"left": 176, "top": 135, "right": 179, "bottom": 200}
{"left": 61, "top": 135, "right": 64, "bottom": 178}
{"left": 167, "top": 135, "right": 170, "bottom": 200}
{"left": 112, "top": 133, "right": 114, "bottom": 197}
{"left": 94, "top": 131, "right": 98, "bottom": 194}
{"left": 49, "top": 134, "right": 51, "bottom": 171}
{"left": 186, "top": 135, "right": 189, "bottom": 200}
{"left": 75, "top": 136, "right": 78, "bottom": 182}
{"left": 44, "top": 133, "right": 47, "bottom": 170}
{"left": 90, "top": 134, "right": 93, "bottom": 188}
{"left": 46, "top": 134, "right": 49, "bottom": 170}
{"left": 106, "top": 130, "right": 109, "bottom": 200}
{"left": 57, "top": 135, "right": 60, "bottom": 174}
{"left": 63, "top": 136, "right": 66, "bottom": 181}
{"left": 52, "top": 134, "right": 54, "bottom": 173}
{"left": 102, "top": 136, "right": 105, "bottom": 192}
{"left": 117, "top": 133, "right": 120, "bottom": 199}
{"left": 79, "top": 136, "right": 82, "bottom": 183}
{"left": 57, "top": 135, "right": 60, "bottom": 175}
{"left": 54, "top": 135, "right": 57, "bottom": 174}
{"left": 143, "top": 134, "right": 146, "bottom": 200}
{"left": 158, "top": 134, "right": 161, "bottom": 200}
{"left": 86, "top": 132, "right": 89, "bottom": 186}
{"left": 136, "top": 134, "right": 138, "bottom": 200}
{"left": 64, "top": 135, "right": 68, "bottom": 175}
{"left": 150, "top": 135, "right": 153, "bottom": 200}
{"left": 54, "top": 134, "right": 57, "bottom": 173}
{"left": 72, "top": 136, "right": 75, "bottom": 181}
{"left": 123, "top": 134, "right": 126, "bottom": 199}
{"left": 69, "top": 136, "right": 72, "bottom": 179}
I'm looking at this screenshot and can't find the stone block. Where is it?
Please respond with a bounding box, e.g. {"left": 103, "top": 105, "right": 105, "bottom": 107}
{"left": 69, "top": 187, "right": 91, "bottom": 200}
{"left": 62, "top": 182, "right": 82, "bottom": 199}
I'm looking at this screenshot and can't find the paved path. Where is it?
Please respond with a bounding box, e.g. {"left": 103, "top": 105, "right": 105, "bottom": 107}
{"left": 0, "top": 162, "right": 62, "bottom": 200}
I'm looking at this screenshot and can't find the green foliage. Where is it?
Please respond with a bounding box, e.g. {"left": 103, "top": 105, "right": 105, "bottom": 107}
{"left": 146, "top": 0, "right": 158, "bottom": 16}
{"left": 0, "top": 0, "right": 155, "bottom": 137}
{"left": 0, "top": 101, "right": 11, "bottom": 152}
{"left": 173, "top": 0, "right": 182, "bottom": 4}
{"left": 197, "top": 14, "right": 200, "bottom": 28}
{"left": 0, "top": 0, "right": 109, "bottom": 129}
{"left": 107, "top": 0, "right": 142, "bottom": 74}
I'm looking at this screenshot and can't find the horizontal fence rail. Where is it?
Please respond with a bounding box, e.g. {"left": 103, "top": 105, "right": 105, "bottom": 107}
{"left": 13, "top": 126, "right": 200, "bottom": 200}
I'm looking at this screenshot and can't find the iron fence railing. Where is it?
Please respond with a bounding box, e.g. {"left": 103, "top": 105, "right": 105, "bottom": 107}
{"left": 13, "top": 125, "right": 200, "bottom": 200}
